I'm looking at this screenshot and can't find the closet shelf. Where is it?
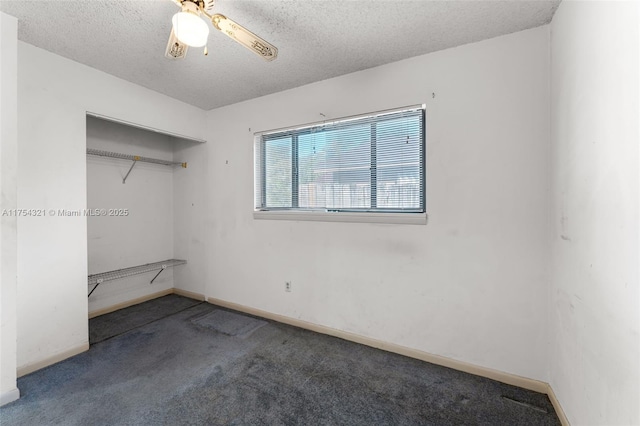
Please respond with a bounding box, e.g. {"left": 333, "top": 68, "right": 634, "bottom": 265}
{"left": 86, "top": 148, "right": 187, "bottom": 184}
{"left": 88, "top": 259, "right": 187, "bottom": 297}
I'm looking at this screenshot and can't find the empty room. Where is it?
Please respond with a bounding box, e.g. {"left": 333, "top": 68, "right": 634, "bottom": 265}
{"left": 0, "top": 0, "right": 638, "bottom": 425}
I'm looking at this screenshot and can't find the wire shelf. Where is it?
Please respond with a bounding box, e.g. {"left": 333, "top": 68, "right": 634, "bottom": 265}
{"left": 87, "top": 148, "right": 186, "bottom": 167}
{"left": 88, "top": 259, "right": 187, "bottom": 297}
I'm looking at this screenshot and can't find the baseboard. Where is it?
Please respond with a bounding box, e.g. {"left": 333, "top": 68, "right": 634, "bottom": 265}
{"left": 0, "top": 388, "right": 20, "bottom": 407}
{"left": 88, "top": 288, "right": 173, "bottom": 319}
{"left": 17, "top": 342, "right": 89, "bottom": 378}
{"left": 547, "top": 383, "right": 570, "bottom": 425}
{"left": 207, "top": 297, "right": 548, "bottom": 394}
{"left": 172, "top": 288, "right": 206, "bottom": 301}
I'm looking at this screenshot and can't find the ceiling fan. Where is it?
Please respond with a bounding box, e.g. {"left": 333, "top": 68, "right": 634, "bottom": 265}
{"left": 165, "top": 0, "right": 278, "bottom": 61}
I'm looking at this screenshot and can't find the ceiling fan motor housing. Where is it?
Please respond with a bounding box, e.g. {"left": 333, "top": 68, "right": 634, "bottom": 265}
{"left": 179, "top": 0, "right": 215, "bottom": 13}
{"left": 181, "top": 1, "right": 201, "bottom": 15}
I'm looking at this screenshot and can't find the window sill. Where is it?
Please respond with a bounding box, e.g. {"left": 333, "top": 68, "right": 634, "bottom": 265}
{"left": 253, "top": 210, "right": 427, "bottom": 225}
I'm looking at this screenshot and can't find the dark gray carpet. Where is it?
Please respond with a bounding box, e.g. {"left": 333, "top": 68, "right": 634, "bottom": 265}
{"left": 89, "top": 294, "right": 202, "bottom": 344}
{"left": 1, "top": 295, "right": 560, "bottom": 425}
{"left": 192, "top": 309, "right": 267, "bottom": 337}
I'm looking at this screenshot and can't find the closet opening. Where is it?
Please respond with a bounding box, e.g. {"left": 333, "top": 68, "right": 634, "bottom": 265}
{"left": 85, "top": 113, "right": 204, "bottom": 341}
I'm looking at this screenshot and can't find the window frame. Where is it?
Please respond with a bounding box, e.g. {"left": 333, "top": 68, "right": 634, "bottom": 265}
{"left": 254, "top": 105, "right": 427, "bottom": 225}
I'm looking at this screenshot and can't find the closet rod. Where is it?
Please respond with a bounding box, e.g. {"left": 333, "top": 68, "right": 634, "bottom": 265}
{"left": 88, "top": 259, "right": 187, "bottom": 297}
{"left": 87, "top": 148, "right": 187, "bottom": 167}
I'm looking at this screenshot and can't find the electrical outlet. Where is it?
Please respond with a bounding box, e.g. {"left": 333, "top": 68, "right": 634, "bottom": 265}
{"left": 285, "top": 281, "right": 292, "bottom": 292}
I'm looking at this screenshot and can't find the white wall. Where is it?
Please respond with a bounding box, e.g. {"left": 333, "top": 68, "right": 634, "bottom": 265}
{"left": 173, "top": 139, "right": 209, "bottom": 297}
{"left": 191, "top": 26, "right": 551, "bottom": 381}
{"left": 16, "top": 41, "right": 206, "bottom": 373}
{"left": 86, "top": 117, "right": 179, "bottom": 314}
{"left": 549, "top": 1, "right": 640, "bottom": 425}
{"left": 0, "top": 11, "right": 19, "bottom": 406}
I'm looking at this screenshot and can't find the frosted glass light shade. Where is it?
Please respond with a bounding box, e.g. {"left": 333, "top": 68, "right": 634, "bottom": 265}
{"left": 172, "top": 11, "right": 209, "bottom": 47}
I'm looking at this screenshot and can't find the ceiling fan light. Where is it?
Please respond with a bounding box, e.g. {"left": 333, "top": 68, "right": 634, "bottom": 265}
{"left": 172, "top": 11, "right": 209, "bottom": 47}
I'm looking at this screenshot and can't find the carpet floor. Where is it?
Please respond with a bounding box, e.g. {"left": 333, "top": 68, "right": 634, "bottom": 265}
{"left": 1, "top": 295, "right": 560, "bottom": 425}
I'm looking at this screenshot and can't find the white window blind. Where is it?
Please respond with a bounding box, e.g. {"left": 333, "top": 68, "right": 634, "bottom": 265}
{"left": 255, "top": 106, "right": 425, "bottom": 214}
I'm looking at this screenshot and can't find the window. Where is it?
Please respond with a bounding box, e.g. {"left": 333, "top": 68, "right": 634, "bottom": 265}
{"left": 254, "top": 106, "right": 426, "bottom": 223}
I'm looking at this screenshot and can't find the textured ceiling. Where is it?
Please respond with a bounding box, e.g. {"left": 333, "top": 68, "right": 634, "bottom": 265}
{"left": 0, "top": 0, "right": 560, "bottom": 110}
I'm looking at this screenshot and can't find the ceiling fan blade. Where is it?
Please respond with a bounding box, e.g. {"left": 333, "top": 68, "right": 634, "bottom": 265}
{"left": 211, "top": 14, "right": 278, "bottom": 61}
{"left": 165, "top": 28, "right": 188, "bottom": 59}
